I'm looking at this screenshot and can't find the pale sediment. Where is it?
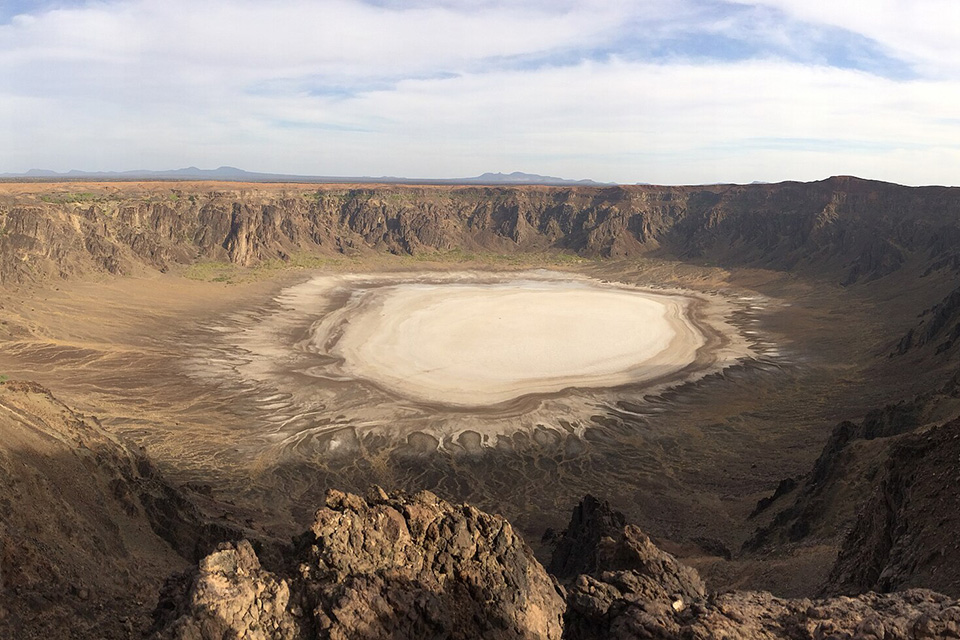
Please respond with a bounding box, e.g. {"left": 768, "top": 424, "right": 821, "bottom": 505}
{"left": 321, "top": 279, "right": 706, "bottom": 405}
{"left": 175, "top": 270, "right": 755, "bottom": 449}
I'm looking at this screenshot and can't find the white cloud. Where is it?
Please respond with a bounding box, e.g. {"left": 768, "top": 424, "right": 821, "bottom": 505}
{"left": 308, "top": 59, "right": 960, "bottom": 184}
{"left": 0, "top": 0, "right": 636, "bottom": 75}
{"left": 730, "top": 0, "right": 960, "bottom": 78}
{"left": 1, "top": 0, "right": 959, "bottom": 184}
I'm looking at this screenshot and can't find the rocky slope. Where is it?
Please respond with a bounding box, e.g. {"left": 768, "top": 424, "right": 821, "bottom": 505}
{"left": 0, "top": 380, "right": 241, "bottom": 639}
{"left": 827, "top": 415, "right": 960, "bottom": 597}
{"left": 558, "top": 497, "right": 960, "bottom": 640}
{"left": 155, "top": 492, "right": 960, "bottom": 640}
{"left": 6, "top": 176, "right": 960, "bottom": 636}
{"left": 4, "top": 373, "right": 959, "bottom": 639}
{"left": 3, "top": 176, "right": 960, "bottom": 285}
{"left": 897, "top": 285, "right": 960, "bottom": 358}
{"left": 745, "top": 370, "right": 960, "bottom": 598}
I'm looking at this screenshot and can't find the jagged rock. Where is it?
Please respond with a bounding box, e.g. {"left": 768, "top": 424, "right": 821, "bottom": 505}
{"left": 546, "top": 494, "right": 626, "bottom": 578}
{"left": 742, "top": 372, "right": 960, "bottom": 600}
{"left": 154, "top": 540, "right": 303, "bottom": 640}
{"left": 154, "top": 488, "right": 566, "bottom": 640}
{"left": 550, "top": 496, "right": 703, "bottom": 639}
{"left": 549, "top": 496, "right": 960, "bottom": 639}
{"left": 896, "top": 285, "right": 960, "bottom": 357}
{"left": 744, "top": 395, "right": 933, "bottom": 554}
{"left": 564, "top": 570, "right": 690, "bottom": 640}
{"left": 750, "top": 477, "right": 799, "bottom": 517}
{"left": 684, "top": 589, "right": 960, "bottom": 640}
{"left": 547, "top": 495, "right": 705, "bottom": 601}
{"left": 304, "top": 488, "right": 565, "bottom": 640}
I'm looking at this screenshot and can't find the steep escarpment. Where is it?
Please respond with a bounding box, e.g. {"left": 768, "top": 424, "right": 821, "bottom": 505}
{"left": 155, "top": 492, "right": 960, "bottom": 640}
{"left": 0, "top": 380, "right": 242, "bottom": 639}
{"left": 745, "top": 400, "right": 929, "bottom": 550}
{"left": 3, "top": 176, "right": 960, "bottom": 285}
{"left": 664, "top": 177, "right": 960, "bottom": 284}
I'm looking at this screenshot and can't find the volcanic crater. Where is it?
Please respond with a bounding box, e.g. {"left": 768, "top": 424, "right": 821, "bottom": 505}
{"left": 4, "top": 179, "right": 960, "bottom": 638}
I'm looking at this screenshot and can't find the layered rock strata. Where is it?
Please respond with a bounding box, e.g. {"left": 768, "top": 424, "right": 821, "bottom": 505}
{"left": 4, "top": 176, "right": 960, "bottom": 285}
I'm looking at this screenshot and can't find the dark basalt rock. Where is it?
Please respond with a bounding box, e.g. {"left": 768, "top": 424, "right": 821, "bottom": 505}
{"left": 154, "top": 487, "right": 566, "bottom": 640}
{"left": 546, "top": 495, "right": 705, "bottom": 602}
{"left": 550, "top": 497, "right": 706, "bottom": 640}
{"left": 896, "top": 285, "right": 960, "bottom": 357}
{"left": 565, "top": 576, "right": 960, "bottom": 640}
{"left": 154, "top": 488, "right": 960, "bottom": 640}
{"left": 744, "top": 396, "right": 933, "bottom": 553}
{"left": 551, "top": 495, "right": 960, "bottom": 639}
{"left": 546, "top": 494, "right": 626, "bottom": 580}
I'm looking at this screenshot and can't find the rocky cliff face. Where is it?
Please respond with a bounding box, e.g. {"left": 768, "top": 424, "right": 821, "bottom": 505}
{"left": 155, "top": 493, "right": 960, "bottom": 640}
{"left": 4, "top": 177, "right": 960, "bottom": 285}
{"left": 0, "top": 380, "right": 242, "bottom": 639}
{"left": 745, "top": 399, "right": 928, "bottom": 551}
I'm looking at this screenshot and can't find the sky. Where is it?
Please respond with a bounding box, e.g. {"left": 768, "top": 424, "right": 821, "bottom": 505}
{"left": 1, "top": 0, "right": 959, "bottom": 185}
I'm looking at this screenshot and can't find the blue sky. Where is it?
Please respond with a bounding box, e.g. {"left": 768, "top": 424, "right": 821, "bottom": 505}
{"left": 1, "top": 0, "right": 959, "bottom": 185}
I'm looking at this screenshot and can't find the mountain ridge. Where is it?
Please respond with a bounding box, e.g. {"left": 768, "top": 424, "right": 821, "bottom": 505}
{"left": 0, "top": 166, "right": 615, "bottom": 186}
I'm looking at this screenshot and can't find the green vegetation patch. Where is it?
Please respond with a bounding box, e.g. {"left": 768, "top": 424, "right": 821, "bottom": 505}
{"left": 182, "top": 261, "right": 241, "bottom": 283}
{"left": 181, "top": 249, "right": 589, "bottom": 284}
{"left": 39, "top": 192, "right": 111, "bottom": 204}
{"left": 252, "top": 253, "right": 351, "bottom": 274}
{"left": 396, "top": 248, "right": 589, "bottom": 268}
{"left": 182, "top": 253, "right": 354, "bottom": 283}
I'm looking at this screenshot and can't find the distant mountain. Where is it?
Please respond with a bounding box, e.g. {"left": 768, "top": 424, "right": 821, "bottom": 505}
{"left": 0, "top": 166, "right": 614, "bottom": 186}
{"left": 457, "top": 171, "right": 614, "bottom": 186}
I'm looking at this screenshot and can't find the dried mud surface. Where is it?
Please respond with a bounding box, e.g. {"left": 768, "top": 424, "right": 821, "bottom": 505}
{"left": 307, "top": 274, "right": 711, "bottom": 406}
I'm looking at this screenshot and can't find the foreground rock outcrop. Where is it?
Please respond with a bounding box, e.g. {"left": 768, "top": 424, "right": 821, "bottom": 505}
{"left": 153, "top": 540, "right": 305, "bottom": 640}
{"left": 156, "top": 491, "right": 960, "bottom": 640}
{"left": 553, "top": 497, "right": 960, "bottom": 639}
{"left": 550, "top": 495, "right": 705, "bottom": 639}
{"left": 155, "top": 487, "right": 566, "bottom": 640}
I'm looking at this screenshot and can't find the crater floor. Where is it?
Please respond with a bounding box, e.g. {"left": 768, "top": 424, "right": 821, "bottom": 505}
{"left": 0, "top": 260, "right": 894, "bottom": 596}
